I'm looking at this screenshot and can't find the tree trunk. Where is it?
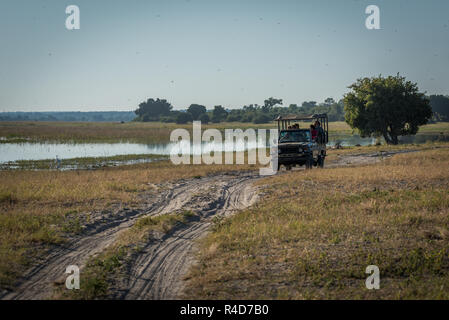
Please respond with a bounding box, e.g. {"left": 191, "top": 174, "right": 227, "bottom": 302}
{"left": 391, "top": 134, "right": 399, "bottom": 145}
{"left": 388, "top": 125, "right": 399, "bottom": 145}
{"left": 382, "top": 131, "right": 393, "bottom": 145}
{"left": 382, "top": 132, "right": 399, "bottom": 145}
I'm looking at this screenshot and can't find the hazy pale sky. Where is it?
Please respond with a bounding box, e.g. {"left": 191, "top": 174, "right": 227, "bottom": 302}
{"left": 1, "top": 0, "right": 448, "bottom": 111}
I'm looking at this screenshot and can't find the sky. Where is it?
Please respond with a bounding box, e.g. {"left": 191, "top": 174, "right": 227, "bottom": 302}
{"left": 0, "top": 0, "right": 448, "bottom": 111}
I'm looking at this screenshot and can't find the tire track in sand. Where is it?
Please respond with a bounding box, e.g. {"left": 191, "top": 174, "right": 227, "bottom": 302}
{"left": 1, "top": 171, "right": 259, "bottom": 300}
{"left": 2, "top": 150, "right": 413, "bottom": 300}
{"left": 111, "top": 172, "right": 259, "bottom": 300}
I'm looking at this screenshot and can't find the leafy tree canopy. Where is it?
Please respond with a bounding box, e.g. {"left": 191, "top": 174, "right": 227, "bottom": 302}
{"left": 324, "top": 97, "right": 335, "bottom": 106}
{"left": 263, "top": 97, "right": 283, "bottom": 112}
{"left": 344, "top": 74, "right": 432, "bottom": 144}
{"left": 211, "top": 105, "right": 228, "bottom": 123}
{"left": 187, "top": 104, "right": 207, "bottom": 120}
{"left": 199, "top": 113, "right": 210, "bottom": 124}
{"left": 176, "top": 112, "right": 193, "bottom": 124}
{"left": 135, "top": 98, "right": 172, "bottom": 121}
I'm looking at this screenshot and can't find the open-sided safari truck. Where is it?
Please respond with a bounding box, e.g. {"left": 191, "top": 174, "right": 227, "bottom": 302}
{"left": 275, "top": 113, "right": 328, "bottom": 170}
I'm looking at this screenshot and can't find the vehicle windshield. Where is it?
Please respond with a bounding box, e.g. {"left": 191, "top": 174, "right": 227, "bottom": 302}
{"left": 279, "top": 130, "right": 311, "bottom": 143}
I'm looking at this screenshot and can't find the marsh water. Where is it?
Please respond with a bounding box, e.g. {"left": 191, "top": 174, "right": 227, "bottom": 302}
{"left": 0, "top": 133, "right": 448, "bottom": 164}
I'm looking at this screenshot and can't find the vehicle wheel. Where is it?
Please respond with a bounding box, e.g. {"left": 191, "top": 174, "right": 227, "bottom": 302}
{"left": 305, "top": 156, "right": 313, "bottom": 169}
{"left": 318, "top": 156, "right": 325, "bottom": 168}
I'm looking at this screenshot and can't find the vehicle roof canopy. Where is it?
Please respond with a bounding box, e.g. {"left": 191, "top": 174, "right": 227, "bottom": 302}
{"left": 280, "top": 128, "right": 310, "bottom": 131}
{"left": 274, "top": 113, "right": 328, "bottom": 121}
{"left": 274, "top": 113, "right": 329, "bottom": 143}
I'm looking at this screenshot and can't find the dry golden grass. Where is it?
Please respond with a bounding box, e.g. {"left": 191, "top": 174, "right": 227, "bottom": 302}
{"left": 324, "top": 121, "right": 449, "bottom": 135}
{"left": 0, "top": 160, "right": 255, "bottom": 288}
{"left": 323, "top": 142, "right": 442, "bottom": 163}
{"left": 1, "top": 142, "right": 448, "bottom": 295}
{"left": 184, "top": 147, "right": 449, "bottom": 299}
{"left": 1, "top": 121, "right": 448, "bottom": 143}
{"left": 0, "top": 121, "right": 175, "bottom": 143}
{"left": 0, "top": 121, "right": 276, "bottom": 143}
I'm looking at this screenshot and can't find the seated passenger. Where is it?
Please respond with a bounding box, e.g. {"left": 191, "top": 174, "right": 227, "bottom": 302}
{"left": 310, "top": 124, "right": 317, "bottom": 140}
{"left": 314, "top": 120, "right": 324, "bottom": 143}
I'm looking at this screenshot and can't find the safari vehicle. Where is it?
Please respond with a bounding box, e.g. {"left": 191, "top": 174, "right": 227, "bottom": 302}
{"left": 275, "top": 113, "right": 328, "bottom": 170}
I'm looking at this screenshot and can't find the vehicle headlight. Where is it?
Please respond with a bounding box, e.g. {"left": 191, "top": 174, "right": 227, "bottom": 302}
{"left": 298, "top": 147, "right": 303, "bottom": 153}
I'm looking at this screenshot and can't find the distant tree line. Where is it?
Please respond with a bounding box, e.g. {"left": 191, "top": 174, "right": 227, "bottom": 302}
{"left": 428, "top": 95, "right": 449, "bottom": 121}
{"left": 1, "top": 94, "right": 447, "bottom": 124}
{"left": 134, "top": 94, "right": 449, "bottom": 125}
{"left": 0, "top": 111, "right": 136, "bottom": 122}
{"left": 134, "top": 97, "right": 346, "bottom": 124}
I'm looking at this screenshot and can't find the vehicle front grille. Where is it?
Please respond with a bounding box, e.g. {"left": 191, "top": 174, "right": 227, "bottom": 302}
{"left": 279, "top": 146, "right": 300, "bottom": 154}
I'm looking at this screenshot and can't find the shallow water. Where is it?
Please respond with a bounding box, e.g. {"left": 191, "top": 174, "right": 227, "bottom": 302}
{"left": 0, "top": 142, "right": 171, "bottom": 163}
{"left": 0, "top": 140, "right": 267, "bottom": 163}
{"left": 0, "top": 133, "right": 447, "bottom": 163}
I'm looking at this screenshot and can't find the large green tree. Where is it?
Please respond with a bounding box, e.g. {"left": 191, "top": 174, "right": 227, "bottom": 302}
{"left": 211, "top": 105, "right": 228, "bottom": 123}
{"left": 262, "top": 97, "right": 282, "bottom": 112}
{"left": 135, "top": 98, "right": 172, "bottom": 121}
{"left": 344, "top": 74, "right": 432, "bottom": 145}
{"left": 176, "top": 112, "right": 193, "bottom": 124}
{"left": 187, "top": 104, "right": 207, "bottom": 120}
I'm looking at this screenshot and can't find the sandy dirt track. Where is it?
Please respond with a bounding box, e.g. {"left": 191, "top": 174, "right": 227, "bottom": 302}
{"left": 111, "top": 172, "right": 260, "bottom": 300}
{"left": 0, "top": 150, "right": 417, "bottom": 300}
{"left": 1, "top": 171, "right": 260, "bottom": 300}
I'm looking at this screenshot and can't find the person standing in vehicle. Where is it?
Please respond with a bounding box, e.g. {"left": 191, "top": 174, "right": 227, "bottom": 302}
{"left": 310, "top": 124, "right": 317, "bottom": 141}
{"left": 314, "top": 121, "right": 324, "bottom": 144}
